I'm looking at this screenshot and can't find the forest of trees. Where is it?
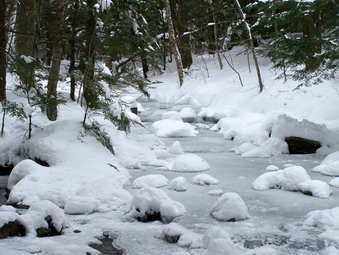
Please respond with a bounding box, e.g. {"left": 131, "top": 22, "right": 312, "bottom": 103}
{"left": 0, "top": 0, "right": 338, "bottom": 134}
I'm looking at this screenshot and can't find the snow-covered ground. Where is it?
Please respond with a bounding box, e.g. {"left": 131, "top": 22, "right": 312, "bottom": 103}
{"left": 1, "top": 47, "right": 339, "bottom": 254}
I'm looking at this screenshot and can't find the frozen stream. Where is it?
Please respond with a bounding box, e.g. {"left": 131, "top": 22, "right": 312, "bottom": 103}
{"left": 117, "top": 98, "right": 339, "bottom": 255}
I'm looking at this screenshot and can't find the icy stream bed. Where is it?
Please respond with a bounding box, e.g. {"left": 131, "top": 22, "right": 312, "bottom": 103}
{"left": 118, "top": 99, "right": 339, "bottom": 255}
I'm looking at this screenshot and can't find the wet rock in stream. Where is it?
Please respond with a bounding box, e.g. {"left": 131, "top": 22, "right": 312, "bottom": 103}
{"left": 89, "top": 233, "right": 124, "bottom": 255}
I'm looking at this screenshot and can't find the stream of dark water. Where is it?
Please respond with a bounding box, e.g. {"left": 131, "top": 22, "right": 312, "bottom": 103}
{"left": 0, "top": 176, "right": 8, "bottom": 205}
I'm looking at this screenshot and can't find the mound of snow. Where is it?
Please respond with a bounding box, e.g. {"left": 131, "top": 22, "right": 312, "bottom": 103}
{"left": 208, "top": 189, "right": 224, "bottom": 196}
{"left": 210, "top": 192, "right": 249, "bottom": 221}
{"left": 151, "top": 119, "right": 198, "bottom": 137}
{"left": 207, "top": 238, "right": 241, "bottom": 255}
{"left": 180, "top": 107, "right": 197, "bottom": 122}
{"left": 169, "top": 141, "right": 184, "bottom": 154}
{"left": 266, "top": 165, "right": 279, "bottom": 171}
{"left": 234, "top": 114, "right": 339, "bottom": 157}
{"left": 64, "top": 196, "right": 100, "bottom": 214}
{"left": 192, "top": 173, "right": 220, "bottom": 186}
{"left": 252, "top": 166, "right": 332, "bottom": 198}
{"left": 162, "top": 111, "right": 183, "bottom": 121}
{"left": 313, "top": 151, "right": 339, "bottom": 176}
{"left": 132, "top": 174, "right": 169, "bottom": 189}
{"left": 169, "top": 154, "right": 210, "bottom": 172}
{"left": 305, "top": 207, "right": 339, "bottom": 244}
{"left": 155, "top": 222, "right": 203, "bottom": 248}
{"left": 202, "top": 226, "right": 232, "bottom": 248}
{"left": 168, "top": 177, "right": 188, "bottom": 192}
{"left": 329, "top": 177, "right": 339, "bottom": 188}
{"left": 0, "top": 209, "right": 20, "bottom": 228}
{"left": 129, "top": 187, "right": 186, "bottom": 223}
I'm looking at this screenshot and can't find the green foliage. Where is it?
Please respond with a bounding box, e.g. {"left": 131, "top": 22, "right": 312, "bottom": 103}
{"left": 0, "top": 100, "right": 26, "bottom": 121}
{"left": 84, "top": 121, "right": 114, "bottom": 154}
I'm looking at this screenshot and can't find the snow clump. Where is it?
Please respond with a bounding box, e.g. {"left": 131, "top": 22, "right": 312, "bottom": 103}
{"left": 169, "top": 153, "right": 210, "bottom": 172}
{"left": 252, "top": 166, "right": 332, "bottom": 198}
{"left": 129, "top": 187, "right": 186, "bottom": 223}
{"left": 169, "top": 141, "right": 184, "bottom": 154}
{"left": 313, "top": 151, "right": 339, "bottom": 176}
{"left": 180, "top": 107, "right": 197, "bottom": 122}
{"left": 192, "top": 173, "right": 220, "bottom": 186}
{"left": 132, "top": 174, "right": 169, "bottom": 189}
{"left": 210, "top": 192, "right": 249, "bottom": 221}
{"left": 155, "top": 222, "right": 203, "bottom": 248}
{"left": 208, "top": 189, "right": 224, "bottom": 196}
{"left": 168, "top": 177, "right": 188, "bottom": 192}
{"left": 329, "top": 177, "right": 339, "bottom": 188}
{"left": 266, "top": 165, "right": 279, "bottom": 171}
{"left": 64, "top": 196, "right": 101, "bottom": 214}
{"left": 305, "top": 206, "right": 339, "bottom": 244}
{"left": 151, "top": 119, "right": 198, "bottom": 137}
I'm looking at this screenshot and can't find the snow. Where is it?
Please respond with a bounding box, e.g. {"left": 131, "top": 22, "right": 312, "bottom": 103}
{"left": 313, "top": 151, "right": 339, "bottom": 176}
{"left": 329, "top": 177, "right": 339, "bottom": 188}
{"left": 129, "top": 187, "right": 186, "bottom": 222}
{"left": 207, "top": 238, "right": 241, "bottom": 255}
{"left": 265, "top": 165, "right": 279, "bottom": 171}
{"left": 305, "top": 206, "right": 339, "bottom": 244}
{"left": 0, "top": 209, "right": 19, "bottom": 228}
{"left": 208, "top": 189, "right": 224, "bottom": 196}
{"left": 168, "top": 141, "right": 184, "bottom": 154}
{"left": 202, "top": 226, "right": 232, "bottom": 248}
{"left": 132, "top": 174, "right": 169, "bottom": 189}
{"left": 168, "top": 177, "right": 188, "bottom": 192}
{"left": 64, "top": 196, "right": 100, "bottom": 215}
{"left": 180, "top": 107, "right": 197, "bottom": 122}
{"left": 210, "top": 192, "right": 249, "bottom": 221}
{"left": 155, "top": 223, "right": 202, "bottom": 248}
{"left": 191, "top": 173, "right": 220, "bottom": 186}
{"left": 253, "top": 165, "right": 332, "bottom": 198}
{"left": 169, "top": 153, "right": 210, "bottom": 172}
{"left": 151, "top": 119, "right": 198, "bottom": 137}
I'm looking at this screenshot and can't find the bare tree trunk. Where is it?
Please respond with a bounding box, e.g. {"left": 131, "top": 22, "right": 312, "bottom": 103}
{"left": 47, "top": 0, "right": 66, "bottom": 121}
{"left": 164, "top": 0, "right": 184, "bottom": 86}
{"left": 15, "top": 0, "right": 37, "bottom": 88}
{"left": 234, "top": 0, "right": 263, "bottom": 93}
{"left": 0, "top": 0, "right": 6, "bottom": 100}
{"left": 69, "top": 1, "right": 78, "bottom": 101}
{"left": 177, "top": 0, "right": 192, "bottom": 69}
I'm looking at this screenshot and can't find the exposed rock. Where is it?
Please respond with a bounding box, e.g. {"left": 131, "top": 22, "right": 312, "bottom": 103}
{"left": 36, "top": 216, "right": 62, "bottom": 237}
{"left": 285, "top": 136, "right": 321, "bottom": 154}
{"left": 130, "top": 107, "right": 138, "bottom": 115}
{"left": 135, "top": 209, "right": 162, "bottom": 223}
{"left": 164, "top": 233, "right": 180, "bottom": 243}
{"left": 0, "top": 220, "right": 26, "bottom": 238}
{"left": 89, "top": 232, "right": 124, "bottom": 255}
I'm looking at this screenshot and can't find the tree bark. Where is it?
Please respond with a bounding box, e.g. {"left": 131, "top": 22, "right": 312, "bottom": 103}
{"left": 15, "top": 0, "right": 37, "bottom": 88}
{"left": 69, "top": 1, "right": 79, "bottom": 101}
{"left": 234, "top": 0, "right": 263, "bottom": 93}
{"left": 46, "top": 0, "right": 66, "bottom": 121}
{"left": 177, "top": 0, "right": 192, "bottom": 69}
{"left": 164, "top": 0, "right": 184, "bottom": 86}
{"left": 0, "top": 0, "right": 6, "bottom": 100}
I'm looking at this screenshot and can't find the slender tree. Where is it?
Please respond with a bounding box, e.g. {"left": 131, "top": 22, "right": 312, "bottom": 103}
{"left": 0, "top": 0, "right": 6, "bottom": 100}
{"left": 164, "top": 0, "right": 184, "bottom": 86}
{"left": 46, "top": 0, "right": 67, "bottom": 121}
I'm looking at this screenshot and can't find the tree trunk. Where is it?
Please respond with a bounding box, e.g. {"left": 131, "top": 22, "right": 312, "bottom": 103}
{"left": 209, "top": 1, "right": 223, "bottom": 70}
{"left": 15, "top": 0, "right": 37, "bottom": 88}
{"left": 0, "top": 0, "right": 6, "bottom": 100}
{"left": 234, "top": 0, "right": 263, "bottom": 93}
{"left": 164, "top": 0, "right": 184, "bottom": 86}
{"left": 46, "top": 0, "right": 66, "bottom": 121}
{"left": 177, "top": 0, "right": 192, "bottom": 69}
{"left": 69, "top": 1, "right": 79, "bottom": 101}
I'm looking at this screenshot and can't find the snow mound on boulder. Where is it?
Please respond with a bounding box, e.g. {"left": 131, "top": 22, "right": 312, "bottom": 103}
{"left": 151, "top": 119, "right": 198, "bottom": 137}
{"left": 64, "top": 196, "right": 100, "bottom": 215}
{"left": 162, "top": 111, "right": 183, "bottom": 121}
{"left": 192, "top": 173, "right": 220, "bottom": 186}
{"left": 168, "top": 177, "right": 188, "bottom": 192}
{"left": 203, "top": 226, "right": 232, "bottom": 248}
{"left": 313, "top": 151, "right": 339, "bottom": 176}
{"left": 155, "top": 222, "right": 202, "bottom": 248}
{"left": 132, "top": 174, "right": 169, "bottom": 189}
{"left": 180, "top": 107, "right": 197, "bottom": 122}
{"left": 252, "top": 166, "right": 332, "bottom": 198}
{"left": 266, "top": 165, "right": 279, "bottom": 171}
{"left": 210, "top": 192, "right": 249, "bottom": 221}
{"left": 169, "top": 154, "right": 210, "bottom": 172}
{"left": 233, "top": 114, "right": 339, "bottom": 157}
{"left": 329, "top": 177, "right": 339, "bottom": 188}
{"left": 208, "top": 189, "right": 224, "bottom": 196}
{"left": 169, "top": 141, "right": 184, "bottom": 154}
{"left": 129, "top": 187, "right": 186, "bottom": 223}
{"left": 305, "top": 206, "right": 339, "bottom": 244}
{"left": 207, "top": 238, "right": 241, "bottom": 255}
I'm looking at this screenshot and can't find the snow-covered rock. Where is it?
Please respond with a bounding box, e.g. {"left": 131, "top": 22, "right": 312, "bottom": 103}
{"left": 151, "top": 119, "right": 198, "bottom": 137}
{"left": 132, "top": 174, "right": 169, "bottom": 189}
{"left": 192, "top": 173, "right": 220, "bottom": 186}
{"left": 329, "top": 177, "right": 339, "bottom": 188}
{"left": 155, "top": 222, "right": 202, "bottom": 248}
{"left": 64, "top": 196, "right": 100, "bottom": 215}
{"left": 208, "top": 189, "right": 224, "bottom": 196}
{"left": 169, "top": 141, "right": 184, "bottom": 154}
{"left": 202, "top": 226, "right": 232, "bottom": 248}
{"left": 266, "top": 165, "right": 279, "bottom": 171}
{"left": 162, "top": 111, "right": 183, "bottom": 121}
{"left": 305, "top": 206, "right": 339, "bottom": 244}
{"left": 313, "top": 151, "right": 339, "bottom": 176}
{"left": 252, "top": 166, "right": 332, "bottom": 198}
{"left": 168, "top": 177, "right": 188, "bottom": 192}
{"left": 169, "top": 153, "right": 210, "bottom": 172}
{"left": 207, "top": 238, "right": 241, "bottom": 255}
{"left": 129, "top": 187, "right": 186, "bottom": 223}
{"left": 210, "top": 192, "right": 249, "bottom": 221}
{"left": 180, "top": 107, "right": 197, "bottom": 122}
